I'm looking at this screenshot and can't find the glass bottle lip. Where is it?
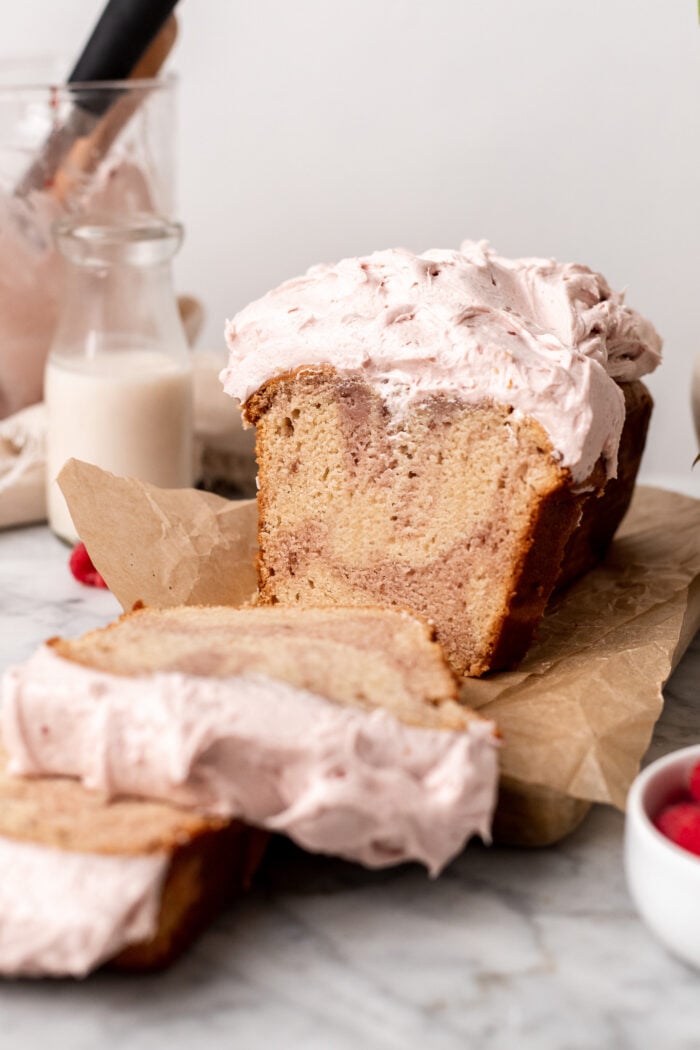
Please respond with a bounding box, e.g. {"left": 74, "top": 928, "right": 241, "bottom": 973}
{"left": 0, "top": 58, "right": 177, "bottom": 97}
{"left": 53, "top": 214, "right": 183, "bottom": 268}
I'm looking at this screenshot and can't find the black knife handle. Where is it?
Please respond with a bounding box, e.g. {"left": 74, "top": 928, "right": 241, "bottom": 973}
{"left": 69, "top": 0, "right": 180, "bottom": 115}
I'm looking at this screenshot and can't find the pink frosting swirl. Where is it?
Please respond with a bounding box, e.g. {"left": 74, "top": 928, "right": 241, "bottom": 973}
{"left": 222, "top": 242, "right": 661, "bottom": 484}
{"left": 3, "top": 647, "right": 499, "bottom": 877}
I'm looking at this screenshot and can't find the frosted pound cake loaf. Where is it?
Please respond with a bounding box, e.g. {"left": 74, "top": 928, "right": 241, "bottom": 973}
{"left": 0, "top": 747, "right": 266, "bottom": 977}
{"left": 3, "top": 605, "right": 499, "bottom": 875}
{"left": 221, "top": 242, "right": 661, "bottom": 676}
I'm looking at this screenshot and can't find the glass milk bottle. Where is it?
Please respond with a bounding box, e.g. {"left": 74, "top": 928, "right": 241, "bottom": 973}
{"left": 45, "top": 216, "right": 193, "bottom": 543}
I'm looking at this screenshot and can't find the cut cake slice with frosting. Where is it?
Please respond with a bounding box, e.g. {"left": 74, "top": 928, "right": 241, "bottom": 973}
{"left": 0, "top": 746, "right": 266, "bottom": 978}
{"left": 2, "top": 604, "right": 499, "bottom": 876}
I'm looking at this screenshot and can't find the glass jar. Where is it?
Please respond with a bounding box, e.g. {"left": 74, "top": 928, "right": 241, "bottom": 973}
{"left": 45, "top": 215, "right": 193, "bottom": 543}
{"left": 0, "top": 61, "right": 176, "bottom": 419}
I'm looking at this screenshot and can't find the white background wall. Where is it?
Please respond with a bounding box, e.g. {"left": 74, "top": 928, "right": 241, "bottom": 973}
{"left": 0, "top": 0, "right": 698, "bottom": 489}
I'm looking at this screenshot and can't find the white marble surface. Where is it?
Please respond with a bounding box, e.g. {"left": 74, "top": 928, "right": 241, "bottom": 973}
{"left": 0, "top": 523, "right": 699, "bottom": 1049}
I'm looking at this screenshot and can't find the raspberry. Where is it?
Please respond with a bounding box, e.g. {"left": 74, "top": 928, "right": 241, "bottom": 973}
{"left": 689, "top": 760, "right": 700, "bottom": 804}
{"left": 655, "top": 801, "right": 700, "bottom": 857}
{"left": 69, "top": 542, "right": 108, "bottom": 589}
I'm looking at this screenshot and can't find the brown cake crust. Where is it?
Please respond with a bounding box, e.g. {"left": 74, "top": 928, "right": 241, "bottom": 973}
{"left": 112, "top": 821, "right": 268, "bottom": 972}
{"left": 246, "top": 366, "right": 587, "bottom": 677}
{"left": 555, "top": 380, "right": 653, "bottom": 590}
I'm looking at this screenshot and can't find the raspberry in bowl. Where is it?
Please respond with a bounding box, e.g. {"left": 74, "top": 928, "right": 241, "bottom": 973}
{"left": 625, "top": 744, "right": 700, "bottom": 968}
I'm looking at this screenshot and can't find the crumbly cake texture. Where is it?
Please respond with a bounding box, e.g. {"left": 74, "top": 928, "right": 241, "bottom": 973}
{"left": 245, "top": 367, "right": 588, "bottom": 678}
{"left": 0, "top": 747, "right": 267, "bottom": 973}
{"left": 51, "top": 603, "right": 468, "bottom": 730}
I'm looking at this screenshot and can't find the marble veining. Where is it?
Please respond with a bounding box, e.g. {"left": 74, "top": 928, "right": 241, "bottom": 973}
{"left": 0, "top": 523, "right": 699, "bottom": 1050}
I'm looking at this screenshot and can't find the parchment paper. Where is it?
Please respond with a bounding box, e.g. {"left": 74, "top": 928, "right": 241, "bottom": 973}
{"left": 59, "top": 459, "right": 700, "bottom": 819}
{"left": 60, "top": 460, "right": 257, "bottom": 608}
{"left": 461, "top": 484, "right": 700, "bottom": 810}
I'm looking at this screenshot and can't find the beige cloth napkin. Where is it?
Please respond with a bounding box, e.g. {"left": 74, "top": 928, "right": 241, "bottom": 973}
{"left": 0, "top": 403, "right": 47, "bottom": 529}
{"left": 0, "top": 349, "right": 255, "bottom": 530}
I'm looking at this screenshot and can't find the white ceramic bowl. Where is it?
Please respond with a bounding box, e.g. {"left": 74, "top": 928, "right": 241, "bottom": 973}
{"left": 625, "top": 744, "right": 700, "bottom": 969}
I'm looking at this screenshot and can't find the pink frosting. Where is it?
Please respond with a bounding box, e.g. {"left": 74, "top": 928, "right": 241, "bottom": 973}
{"left": 3, "top": 647, "right": 499, "bottom": 876}
{"left": 221, "top": 241, "right": 661, "bottom": 485}
{"left": 0, "top": 836, "right": 167, "bottom": 977}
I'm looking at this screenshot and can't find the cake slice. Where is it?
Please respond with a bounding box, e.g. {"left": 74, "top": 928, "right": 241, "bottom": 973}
{"left": 0, "top": 746, "right": 266, "bottom": 978}
{"left": 221, "top": 242, "right": 661, "bottom": 676}
{"left": 2, "top": 605, "right": 499, "bottom": 875}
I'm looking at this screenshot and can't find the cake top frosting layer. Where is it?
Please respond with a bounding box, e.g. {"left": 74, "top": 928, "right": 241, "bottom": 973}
{"left": 221, "top": 241, "right": 661, "bottom": 484}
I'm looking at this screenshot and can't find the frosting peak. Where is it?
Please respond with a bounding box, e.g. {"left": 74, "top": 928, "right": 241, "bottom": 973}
{"left": 455, "top": 241, "right": 661, "bottom": 382}
{"left": 221, "top": 242, "right": 661, "bottom": 484}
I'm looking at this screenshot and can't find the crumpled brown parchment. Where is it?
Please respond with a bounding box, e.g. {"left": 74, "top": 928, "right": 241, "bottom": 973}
{"left": 59, "top": 459, "right": 700, "bottom": 836}
{"left": 460, "top": 484, "right": 700, "bottom": 811}
{"left": 60, "top": 459, "right": 257, "bottom": 608}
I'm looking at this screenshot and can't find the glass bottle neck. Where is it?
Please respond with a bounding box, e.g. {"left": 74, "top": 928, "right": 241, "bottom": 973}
{"left": 53, "top": 257, "right": 188, "bottom": 362}
{"left": 49, "top": 216, "right": 189, "bottom": 365}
